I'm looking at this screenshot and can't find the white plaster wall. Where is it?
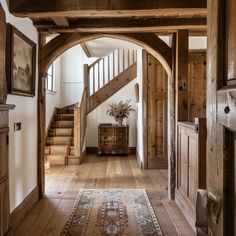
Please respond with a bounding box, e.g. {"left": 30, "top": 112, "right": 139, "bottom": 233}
{"left": 86, "top": 79, "right": 137, "bottom": 147}
{"left": 136, "top": 50, "right": 144, "bottom": 164}
{"left": 45, "top": 57, "right": 62, "bottom": 129}
{"left": 60, "top": 45, "right": 96, "bottom": 107}
{"left": 1, "top": 0, "right": 38, "bottom": 212}
{"left": 189, "top": 36, "right": 207, "bottom": 49}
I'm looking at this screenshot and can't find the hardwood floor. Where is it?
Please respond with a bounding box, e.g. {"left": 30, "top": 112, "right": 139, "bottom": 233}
{"left": 14, "top": 155, "right": 194, "bottom": 236}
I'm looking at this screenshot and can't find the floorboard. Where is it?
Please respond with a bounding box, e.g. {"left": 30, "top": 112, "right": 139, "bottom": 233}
{"left": 14, "top": 154, "right": 192, "bottom": 235}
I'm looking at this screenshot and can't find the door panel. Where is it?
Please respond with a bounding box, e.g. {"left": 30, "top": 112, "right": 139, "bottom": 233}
{"left": 147, "top": 54, "right": 168, "bottom": 169}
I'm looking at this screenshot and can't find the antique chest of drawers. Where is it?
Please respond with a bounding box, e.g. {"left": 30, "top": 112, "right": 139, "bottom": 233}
{"left": 98, "top": 123, "right": 129, "bottom": 155}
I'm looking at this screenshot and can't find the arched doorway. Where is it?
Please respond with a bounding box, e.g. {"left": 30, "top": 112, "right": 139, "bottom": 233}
{"left": 38, "top": 33, "right": 175, "bottom": 199}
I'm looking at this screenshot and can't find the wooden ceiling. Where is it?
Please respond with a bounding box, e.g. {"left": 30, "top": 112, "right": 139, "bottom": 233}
{"left": 9, "top": 0, "right": 207, "bottom": 35}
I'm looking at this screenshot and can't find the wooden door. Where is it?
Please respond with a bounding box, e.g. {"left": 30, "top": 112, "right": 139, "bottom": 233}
{"left": 147, "top": 54, "right": 168, "bottom": 169}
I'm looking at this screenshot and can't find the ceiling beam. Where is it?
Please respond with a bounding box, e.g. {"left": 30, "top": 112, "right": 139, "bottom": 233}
{"left": 33, "top": 17, "right": 206, "bottom": 34}
{"left": 51, "top": 17, "right": 69, "bottom": 26}
{"left": 9, "top": 0, "right": 206, "bottom": 18}
{"left": 80, "top": 42, "right": 92, "bottom": 57}
{"left": 37, "top": 25, "right": 207, "bottom": 34}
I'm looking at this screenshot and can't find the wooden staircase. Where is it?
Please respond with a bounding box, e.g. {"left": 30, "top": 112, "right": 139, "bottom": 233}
{"left": 45, "top": 108, "right": 79, "bottom": 165}
{"left": 45, "top": 48, "right": 137, "bottom": 166}
{"left": 85, "top": 48, "right": 137, "bottom": 114}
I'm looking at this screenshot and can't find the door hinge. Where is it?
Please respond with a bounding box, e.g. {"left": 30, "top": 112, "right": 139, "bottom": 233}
{"left": 6, "top": 135, "right": 9, "bottom": 145}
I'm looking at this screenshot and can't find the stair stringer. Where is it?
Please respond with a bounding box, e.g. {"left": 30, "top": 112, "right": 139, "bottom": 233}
{"left": 86, "top": 62, "right": 137, "bottom": 114}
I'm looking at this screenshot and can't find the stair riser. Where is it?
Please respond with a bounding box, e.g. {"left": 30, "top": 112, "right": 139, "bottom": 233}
{"left": 47, "top": 138, "right": 74, "bottom": 146}
{"left": 68, "top": 158, "right": 80, "bottom": 165}
{"left": 49, "top": 129, "right": 74, "bottom": 137}
{"left": 45, "top": 146, "right": 69, "bottom": 155}
{"left": 52, "top": 121, "right": 74, "bottom": 128}
{"left": 46, "top": 155, "right": 67, "bottom": 165}
{"left": 70, "top": 147, "right": 74, "bottom": 155}
{"left": 54, "top": 115, "right": 74, "bottom": 121}
{"left": 57, "top": 108, "right": 74, "bottom": 114}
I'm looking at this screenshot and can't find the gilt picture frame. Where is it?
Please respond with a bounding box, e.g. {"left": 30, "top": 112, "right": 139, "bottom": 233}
{"left": 6, "top": 24, "right": 36, "bottom": 96}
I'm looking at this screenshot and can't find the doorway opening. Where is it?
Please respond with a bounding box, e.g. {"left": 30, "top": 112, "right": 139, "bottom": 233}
{"left": 42, "top": 36, "right": 172, "bottom": 198}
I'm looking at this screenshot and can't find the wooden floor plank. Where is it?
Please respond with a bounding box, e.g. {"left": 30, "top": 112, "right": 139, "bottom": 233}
{"left": 14, "top": 155, "right": 183, "bottom": 236}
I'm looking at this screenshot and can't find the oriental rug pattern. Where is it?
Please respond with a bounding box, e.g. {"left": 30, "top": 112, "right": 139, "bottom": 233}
{"left": 61, "top": 189, "right": 163, "bottom": 236}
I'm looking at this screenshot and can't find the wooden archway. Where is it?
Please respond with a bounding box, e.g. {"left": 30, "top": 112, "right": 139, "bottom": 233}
{"left": 40, "top": 33, "right": 172, "bottom": 76}
{"left": 38, "top": 32, "right": 175, "bottom": 199}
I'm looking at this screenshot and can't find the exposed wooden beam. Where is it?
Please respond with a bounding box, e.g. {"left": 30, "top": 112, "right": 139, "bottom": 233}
{"left": 9, "top": 0, "right": 206, "bottom": 18}
{"left": 51, "top": 17, "right": 69, "bottom": 26}
{"left": 175, "top": 30, "right": 189, "bottom": 121}
{"left": 37, "top": 25, "right": 206, "bottom": 34}
{"left": 81, "top": 42, "right": 91, "bottom": 58}
{"left": 33, "top": 17, "right": 206, "bottom": 34}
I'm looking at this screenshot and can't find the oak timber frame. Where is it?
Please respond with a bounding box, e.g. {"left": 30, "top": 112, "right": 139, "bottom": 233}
{"left": 38, "top": 32, "right": 177, "bottom": 199}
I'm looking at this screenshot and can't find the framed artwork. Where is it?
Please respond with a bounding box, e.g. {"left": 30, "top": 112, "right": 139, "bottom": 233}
{"left": 6, "top": 24, "right": 36, "bottom": 96}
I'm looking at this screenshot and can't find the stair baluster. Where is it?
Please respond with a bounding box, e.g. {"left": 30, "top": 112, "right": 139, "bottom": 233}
{"left": 88, "top": 48, "right": 137, "bottom": 97}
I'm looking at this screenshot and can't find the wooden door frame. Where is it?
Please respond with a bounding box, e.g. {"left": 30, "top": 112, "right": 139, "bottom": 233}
{"left": 38, "top": 32, "right": 176, "bottom": 199}
{"left": 142, "top": 49, "right": 175, "bottom": 199}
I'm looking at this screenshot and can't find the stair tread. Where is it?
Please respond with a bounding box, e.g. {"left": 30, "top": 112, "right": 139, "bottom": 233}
{"left": 57, "top": 114, "right": 74, "bottom": 116}
{"left": 45, "top": 145, "right": 70, "bottom": 147}
{"left": 53, "top": 121, "right": 74, "bottom": 123}
{"left": 46, "top": 154, "right": 67, "bottom": 157}
{"left": 47, "top": 136, "right": 73, "bottom": 139}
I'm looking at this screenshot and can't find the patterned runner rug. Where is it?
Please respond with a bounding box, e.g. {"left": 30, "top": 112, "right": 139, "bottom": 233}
{"left": 61, "top": 189, "right": 163, "bottom": 236}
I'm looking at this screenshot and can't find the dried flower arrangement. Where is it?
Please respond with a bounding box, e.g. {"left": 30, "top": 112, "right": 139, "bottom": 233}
{"left": 106, "top": 99, "right": 135, "bottom": 126}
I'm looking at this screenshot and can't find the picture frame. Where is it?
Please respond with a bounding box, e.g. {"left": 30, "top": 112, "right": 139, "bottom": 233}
{"left": 6, "top": 24, "right": 36, "bottom": 96}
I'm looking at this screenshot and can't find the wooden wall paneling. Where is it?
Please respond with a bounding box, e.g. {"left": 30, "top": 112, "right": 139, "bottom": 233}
{"left": 188, "top": 51, "right": 206, "bottom": 122}
{"left": 207, "top": 0, "right": 224, "bottom": 235}
{"left": 175, "top": 118, "right": 206, "bottom": 229}
{"left": 216, "top": 0, "right": 236, "bottom": 132}
{"left": 227, "top": 0, "right": 236, "bottom": 85}
{"left": 147, "top": 54, "right": 168, "bottom": 169}
{"left": 0, "top": 4, "right": 7, "bottom": 104}
{"left": 0, "top": 128, "right": 9, "bottom": 236}
{"left": 0, "top": 104, "right": 15, "bottom": 236}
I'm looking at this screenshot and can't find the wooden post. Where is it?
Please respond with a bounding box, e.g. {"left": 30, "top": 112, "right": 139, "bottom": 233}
{"left": 38, "top": 33, "right": 47, "bottom": 197}
{"left": 74, "top": 107, "right": 81, "bottom": 159}
{"left": 83, "top": 64, "right": 89, "bottom": 96}
{"left": 93, "top": 66, "right": 95, "bottom": 93}
{"left": 175, "top": 30, "right": 189, "bottom": 122}
{"left": 98, "top": 61, "right": 100, "bottom": 89}
{"left": 118, "top": 49, "right": 120, "bottom": 73}
{"left": 103, "top": 58, "right": 105, "bottom": 86}
{"left": 168, "top": 33, "right": 176, "bottom": 200}
{"left": 113, "top": 51, "right": 115, "bottom": 78}
{"left": 108, "top": 54, "right": 110, "bottom": 82}
{"left": 123, "top": 49, "right": 125, "bottom": 70}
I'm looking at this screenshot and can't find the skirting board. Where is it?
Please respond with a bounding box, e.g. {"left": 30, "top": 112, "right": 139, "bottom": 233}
{"left": 10, "top": 186, "right": 39, "bottom": 229}
{"left": 86, "top": 147, "right": 136, "bottom": 154}
{"left": 175, "top": 189, "right": 196, "bottom": 231}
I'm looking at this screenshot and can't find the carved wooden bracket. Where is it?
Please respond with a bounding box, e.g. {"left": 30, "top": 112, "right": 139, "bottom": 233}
{"left": 217, "top": 85, "right": 236, "bottom": 131}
